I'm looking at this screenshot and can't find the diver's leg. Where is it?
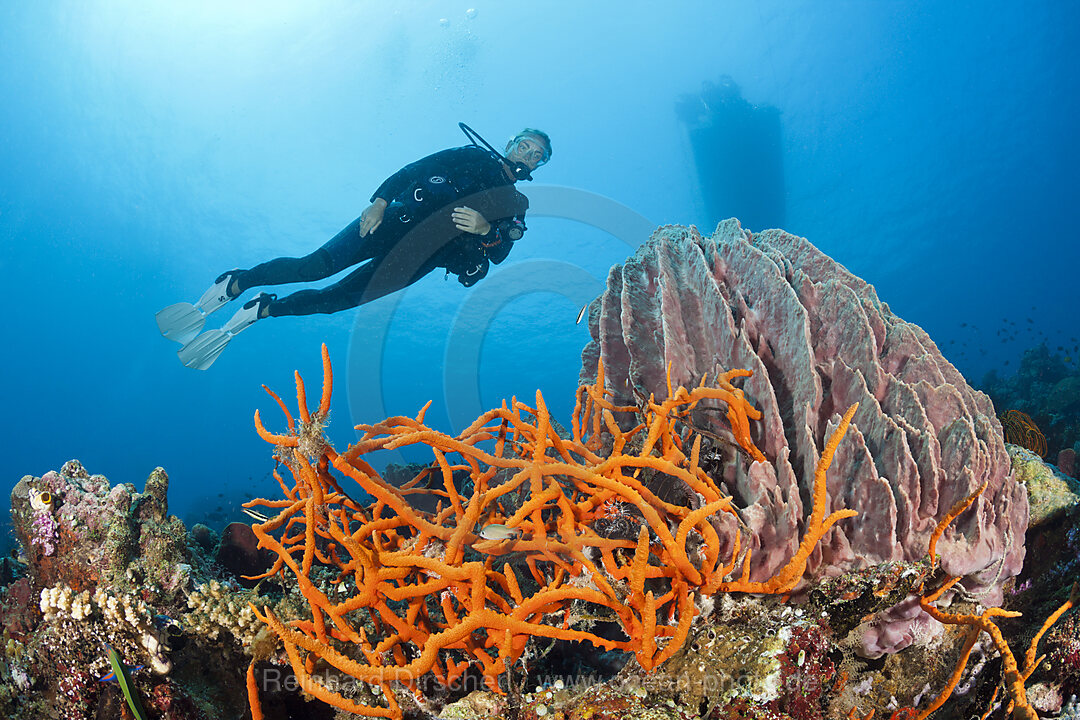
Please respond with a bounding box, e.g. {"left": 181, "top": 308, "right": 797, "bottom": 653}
{"left": 231, "top": 214, "right": 380, "bottom": 294}
{"left": 268, "top": 254, "right": 440, "bottom": 317}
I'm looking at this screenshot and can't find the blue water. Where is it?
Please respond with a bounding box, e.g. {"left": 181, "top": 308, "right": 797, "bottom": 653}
{"left": 2, "top": 2, "right": 1077, "bottom": 532}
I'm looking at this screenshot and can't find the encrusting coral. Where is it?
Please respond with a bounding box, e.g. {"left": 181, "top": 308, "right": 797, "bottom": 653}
{"left": 243, "top": 345, "right": 860, "bottom": 718}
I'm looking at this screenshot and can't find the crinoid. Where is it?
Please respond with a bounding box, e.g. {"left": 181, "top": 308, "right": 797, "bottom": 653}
{"left": 999, "top": 409, "right": 1047, "bottom": 458}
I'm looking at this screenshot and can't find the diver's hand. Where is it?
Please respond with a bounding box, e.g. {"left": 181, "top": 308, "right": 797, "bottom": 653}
{"left": 452, "top": 206, "right": 491, "bottom": 235}
{"left": 458, "top": 260, "right": 488, "bottom": 286}
{"left": 359, "top": 199, "right": 387, "bottom": 237}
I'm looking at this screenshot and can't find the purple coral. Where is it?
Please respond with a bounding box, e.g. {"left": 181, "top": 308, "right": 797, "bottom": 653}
{"left": 31, "top": 510, "right": 57, "bottom": 556}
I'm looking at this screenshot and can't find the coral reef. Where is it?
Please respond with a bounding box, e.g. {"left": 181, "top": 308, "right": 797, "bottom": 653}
{"left": 3, "top": 357, "right": 1077, "bottom": 719}
{"left": 242, "top": 345, "right": 859, "bottom": 718}
{"left": 239, "top": 345, "right": 1078, "bottom": 720}
{"left": 1008, "top": 465, "right": 1080, "bottom": 715}
{"left": 1, "top": 461, "right": 276, "bottom": 719}
{"left": 4, "top": 219, "right": 1079, "bottom": 719}
{"left": 981, "top": 343, "right": 1080, "bottom": 467}
{"left": 12, "top": 461, "right": 192, "bottom": 593}
{"left": 580, "top": 220, "right": 1029, "bottom": 656}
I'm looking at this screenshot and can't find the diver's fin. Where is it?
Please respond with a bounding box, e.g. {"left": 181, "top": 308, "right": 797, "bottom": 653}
{"left": 156, "top": 270, "right": 244, "bottom": 345}
{"left": 155, "top": 303, "right": 206, "bottom": 345}
{"left": 177, "top": 330, "right": 231, "bottom": 370}
{"left": 177, "top": 293, "right": 275, "bottom": 370}
{"left": 196, "top": 269, "right": 243, "bottom": 316}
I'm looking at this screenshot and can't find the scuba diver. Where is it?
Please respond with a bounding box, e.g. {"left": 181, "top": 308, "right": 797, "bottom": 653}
{"left": 156, "top": 123, "right": 552, "bottom": 370}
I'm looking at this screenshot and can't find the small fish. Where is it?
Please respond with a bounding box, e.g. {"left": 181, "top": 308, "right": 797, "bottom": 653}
{"left": 242, "top": 507, "right": 271, "bottom": 523}
{"left": 100, "top": 645, "right": 149, "bottom": 720}
{"left": 478, "top": 524, "right": 523, "bottom": 541}
{"left": 576, "top": 304, "right": 588, "bottom": 325}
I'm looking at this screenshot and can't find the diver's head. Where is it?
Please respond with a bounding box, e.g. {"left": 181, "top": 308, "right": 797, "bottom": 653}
{"left": 503, "top": 128, "right": 551, "bottom": 180}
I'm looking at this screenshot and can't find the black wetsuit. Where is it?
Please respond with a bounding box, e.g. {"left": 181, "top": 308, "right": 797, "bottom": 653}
{"left": 234, "top": 145, "right": 529, "bottom": 316}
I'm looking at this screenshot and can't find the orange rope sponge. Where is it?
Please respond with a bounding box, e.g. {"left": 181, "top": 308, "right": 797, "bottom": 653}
{"left": 244, "top": 344, "right": 858, "bottom": 718}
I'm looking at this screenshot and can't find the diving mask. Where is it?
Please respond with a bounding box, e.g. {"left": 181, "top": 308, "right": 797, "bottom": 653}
{"left": 508, "top": 136, "right": 550, "bottom": 167}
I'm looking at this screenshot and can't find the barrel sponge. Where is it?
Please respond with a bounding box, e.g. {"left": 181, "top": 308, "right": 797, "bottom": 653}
{"left": 580, "top": 219, "right": 1028, "bottom": 654}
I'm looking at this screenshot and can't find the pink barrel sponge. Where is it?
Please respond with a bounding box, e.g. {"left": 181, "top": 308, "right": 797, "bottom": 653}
{"left": 580, "top": 220, "right": 1028, "bottom": 652}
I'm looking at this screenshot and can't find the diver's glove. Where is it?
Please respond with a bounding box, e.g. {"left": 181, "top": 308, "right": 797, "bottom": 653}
{"left": 457, "top": 259, "right": 489, "bottom": 287}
